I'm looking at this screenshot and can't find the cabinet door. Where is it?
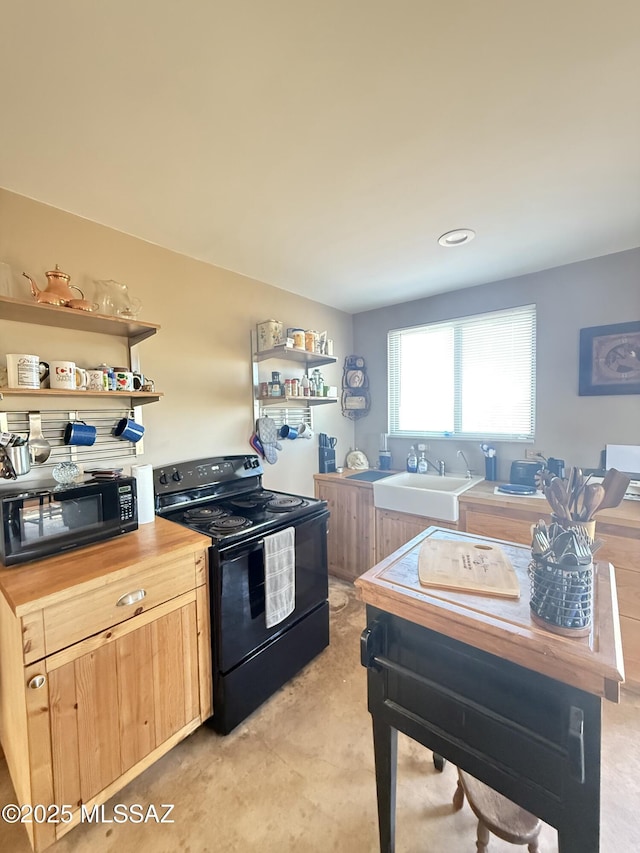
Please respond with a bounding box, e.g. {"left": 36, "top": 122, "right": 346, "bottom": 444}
{"left": 375, "top": 508, "right": 457, "bottom": 562}
{"left": 47, "top": 597, "right": 200, "bottom": 811}
{"left": 316, "top": 481, "right": 375, "bottom": 582}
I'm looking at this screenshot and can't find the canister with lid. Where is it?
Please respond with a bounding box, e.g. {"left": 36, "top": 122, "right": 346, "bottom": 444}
{"left": 291, "top": 329, "right": 305, "bottom": 349}
{"left": 305, "top": 330, "right": 318, "bottom": 352}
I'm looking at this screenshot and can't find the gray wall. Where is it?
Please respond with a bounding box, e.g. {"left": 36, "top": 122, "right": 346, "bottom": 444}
{"left": 353, "top": 248, "right": 640, "bottom": 481}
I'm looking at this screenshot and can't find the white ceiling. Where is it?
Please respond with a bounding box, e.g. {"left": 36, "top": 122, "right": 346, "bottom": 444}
{"left": 2, "top": 1, "right": 639, "bottom": 314}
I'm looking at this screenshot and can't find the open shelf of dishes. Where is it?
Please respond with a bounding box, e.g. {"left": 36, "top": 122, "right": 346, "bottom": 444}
{"left": 1, "top": 294, "right": 163, "bottom": 406}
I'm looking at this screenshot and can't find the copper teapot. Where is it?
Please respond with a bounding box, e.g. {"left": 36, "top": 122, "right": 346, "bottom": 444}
{"left": 23, "top": 264, "right": 76, "bottom": 306}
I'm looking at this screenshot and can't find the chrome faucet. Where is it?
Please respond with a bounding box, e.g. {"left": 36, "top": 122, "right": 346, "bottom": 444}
{"left": 457, "top": 450, "right": 473, "bottom": 479}
{"left": 425, "top": 456, "right": 446, "bottom": 476}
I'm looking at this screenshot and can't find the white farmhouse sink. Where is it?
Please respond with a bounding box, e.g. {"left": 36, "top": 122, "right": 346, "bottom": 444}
{"left": 372, "top": 472, "right": 484, "bottom": 523}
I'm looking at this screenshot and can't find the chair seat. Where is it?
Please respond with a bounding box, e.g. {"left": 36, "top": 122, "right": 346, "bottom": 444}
{"left": 455, "top": 769, "right": 542, "bottom": 847}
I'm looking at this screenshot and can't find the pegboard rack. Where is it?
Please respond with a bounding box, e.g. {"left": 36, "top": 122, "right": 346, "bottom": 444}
{"left": 257, "top": 406, "right": 313, "bottom": 431}
{"left": 0, "top": 407, "right": 143, "bottom": 469}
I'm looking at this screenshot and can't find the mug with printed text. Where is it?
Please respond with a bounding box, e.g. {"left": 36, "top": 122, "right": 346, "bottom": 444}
{"left": 6, "top": 354, "right": 47, "bottom": 390}
{"left": 49, "top": 361, "right": 77, "bottom": 391}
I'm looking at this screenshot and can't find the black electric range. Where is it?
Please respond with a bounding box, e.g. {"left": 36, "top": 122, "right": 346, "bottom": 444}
{"left": 154, "top": 454, "right": 330, "bottom": 734}
{"left": 154, "top": 454, "right": 326, "bottom": 542}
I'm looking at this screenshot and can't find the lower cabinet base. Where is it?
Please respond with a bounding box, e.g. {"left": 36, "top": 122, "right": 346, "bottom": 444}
{"left": 56, "top": 717, "right": 200, "bottom": 840}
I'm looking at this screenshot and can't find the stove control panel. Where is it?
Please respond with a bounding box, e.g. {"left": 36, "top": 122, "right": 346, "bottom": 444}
{"left": 154, "top": 454, "right": 264, "bottom": 495}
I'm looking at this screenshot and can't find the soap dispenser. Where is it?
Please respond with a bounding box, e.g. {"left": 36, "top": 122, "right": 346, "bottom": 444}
{"left": 407, "top": 446, "right": 418, "bottom": 473}
{"left": 417, "top": 451, "right": 428, "bottom": 474}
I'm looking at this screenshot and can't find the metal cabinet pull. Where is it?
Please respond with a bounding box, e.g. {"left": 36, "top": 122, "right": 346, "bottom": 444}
{"left": 568, "top": 706, "right": 585, "bottom": 783}
{"left": 28, "top": 674, "right": 46, "bottom": 690}
{"left": 116, "top": 589, "right": 147, "bottom": 607}
{"left": 360, "top": 620, "right": 384, "bottom": 670}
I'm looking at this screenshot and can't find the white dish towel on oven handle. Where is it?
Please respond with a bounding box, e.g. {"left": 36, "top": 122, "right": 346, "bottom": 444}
{"left": 264, "top": 526, "right": 296, "bottom": 628}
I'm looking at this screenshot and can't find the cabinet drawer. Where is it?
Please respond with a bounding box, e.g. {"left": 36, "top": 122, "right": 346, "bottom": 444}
{"left": 43, "top": 553, "right": 199, "bottom": 655}
{"left": 463, "top": 510, "right": 534, "bottom": 547}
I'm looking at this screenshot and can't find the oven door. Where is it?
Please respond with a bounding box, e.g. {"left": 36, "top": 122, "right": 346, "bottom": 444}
{"left": 211, "top": 510, "right": 329, "bottom": 673}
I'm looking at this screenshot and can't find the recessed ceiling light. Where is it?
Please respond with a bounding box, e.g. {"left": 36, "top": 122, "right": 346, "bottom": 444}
{"left": 438, "top": 228, "right": 476, "bottom": 247}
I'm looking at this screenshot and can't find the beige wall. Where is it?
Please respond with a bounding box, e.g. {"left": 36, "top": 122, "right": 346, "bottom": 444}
{"left": 353, "top": 249, "right": 640, "bottom": 480}
{"left": 0, "top": 189, "right": 354, "bottom": 496}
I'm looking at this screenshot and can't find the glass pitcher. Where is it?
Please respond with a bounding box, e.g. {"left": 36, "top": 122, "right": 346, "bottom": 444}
{"left": 93, "top": 279, "right": 142, "bottom": 318}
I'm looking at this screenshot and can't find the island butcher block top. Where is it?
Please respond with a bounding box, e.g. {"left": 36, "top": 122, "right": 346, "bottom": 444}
{"left": 355, "top": 526, "right": 625, "bottom": 701}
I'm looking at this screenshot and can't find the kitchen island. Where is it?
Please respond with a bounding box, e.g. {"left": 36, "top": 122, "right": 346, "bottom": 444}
{"left": 0, "top": 517, "right": 211, "bottom": 852}
{"left": 356, "top": 526, "right": 624, "bottom": 853}
{"left": 316, "top": 471, "right": 640, "bottom": 684}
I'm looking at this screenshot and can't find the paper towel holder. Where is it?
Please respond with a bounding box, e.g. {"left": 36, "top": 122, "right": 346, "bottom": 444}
{"left": 131, "top": 463, "right": 156, "bottom": 525}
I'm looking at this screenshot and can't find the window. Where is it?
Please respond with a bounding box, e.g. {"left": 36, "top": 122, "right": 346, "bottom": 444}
{"left": 388, "top": 304, "right": 536, "bottom": 440}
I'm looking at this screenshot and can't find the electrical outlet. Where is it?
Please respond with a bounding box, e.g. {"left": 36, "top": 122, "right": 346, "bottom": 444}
{"left": 525, "top": 449, "right": 543, "bottom": 460}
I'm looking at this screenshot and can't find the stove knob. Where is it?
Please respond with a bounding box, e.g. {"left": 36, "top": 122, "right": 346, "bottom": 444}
{"left": 158, "top": 472, "right": 169, "bottom": 485}
{"left": 172, "top": 470, "right": 183, "bottom": 482}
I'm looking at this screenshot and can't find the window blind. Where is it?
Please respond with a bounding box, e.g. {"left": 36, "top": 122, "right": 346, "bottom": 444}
{"left": 388, "top": 304, "right": 536, "bottom": 440}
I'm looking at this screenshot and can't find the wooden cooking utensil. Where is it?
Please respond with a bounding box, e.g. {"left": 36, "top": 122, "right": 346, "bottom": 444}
{"left": 548, "top": 476, "right": 571, "bottom": 522}
{"left": 598, "top": 468, "right": 631, "bottom": 511}
{"left": 580, "top": 483, "right": 605, "bottom": 521}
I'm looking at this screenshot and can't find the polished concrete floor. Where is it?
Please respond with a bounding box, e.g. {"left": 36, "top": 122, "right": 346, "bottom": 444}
{"left": 1, "top": 578, "right": 639, "bottom": 852}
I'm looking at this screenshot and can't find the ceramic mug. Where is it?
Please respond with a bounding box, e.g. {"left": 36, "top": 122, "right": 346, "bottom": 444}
{"left": 114, "top": 417, "right": 145, "bottom": 443}
{"left": 297, "top": 423, "right": 314, "bottom": 440}
{"left": 64, "top": 420, "right": 97, "bottom": 447}
{"left": 115, "top": 370, "right": 134, "bottom": 391}
{"left": 49, "top": 360, "right": 77, "bottom": 391}
{"left": 87, "top": 369, "right": 107, "bottom": 391}
{"left": 6, "top": 354, "right": 46, "bottom": 390}
{"left": 75, "top": 367, "right": 88, "bottom": 391}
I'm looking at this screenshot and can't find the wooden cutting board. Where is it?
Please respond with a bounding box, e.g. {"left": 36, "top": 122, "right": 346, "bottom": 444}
{"left": 418, "top": 538, "right": 520, "bottom": 599}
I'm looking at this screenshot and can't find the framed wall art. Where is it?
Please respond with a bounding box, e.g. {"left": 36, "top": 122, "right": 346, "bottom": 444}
{"left": 579, "top": 321, "right": 640, "bottom": 396}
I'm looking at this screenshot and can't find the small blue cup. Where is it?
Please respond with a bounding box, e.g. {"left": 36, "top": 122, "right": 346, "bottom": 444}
{"left": 114, "top": 417, "right": 145, "bottom": 443}
{"left": 279, "top": 424, "right": 298, "bottom": 440}
{"left": 64, "top": 421, "right": 97, "bottom": 447}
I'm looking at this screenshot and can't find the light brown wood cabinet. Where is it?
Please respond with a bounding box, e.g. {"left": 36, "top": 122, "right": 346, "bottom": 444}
{"left": 0, "top": 519, "right": 211, "bottom": 852}
{"left": 314, "top": 474, "right": 376, "bottom": 582}
{"left": 375, "top": 508, "right": 457, "bottom": 562}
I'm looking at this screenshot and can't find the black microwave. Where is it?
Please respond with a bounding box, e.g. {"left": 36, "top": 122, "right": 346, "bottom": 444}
{"left": 0, "top": 477, "right": 138, "bottom": 567}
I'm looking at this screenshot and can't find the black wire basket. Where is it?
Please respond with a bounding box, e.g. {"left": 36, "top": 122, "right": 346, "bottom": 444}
{"left": 528, "top": 556, "right": 593, "bottom": 637}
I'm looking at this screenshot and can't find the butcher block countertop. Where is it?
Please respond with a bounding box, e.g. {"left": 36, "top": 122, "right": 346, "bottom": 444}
{"left": 0, "top": 517, "right": 210, "bottom": 616}
{"left": 459, "top": 479, "right": 640, "bottom": 529}
{"left": 355, "top": 526, "right": 625, "bottom": 701}
{"left": 314, "top": 471, "right": 640, "bottom": 531}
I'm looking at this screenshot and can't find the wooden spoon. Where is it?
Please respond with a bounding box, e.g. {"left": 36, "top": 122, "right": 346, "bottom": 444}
{"left": 598, "top": 468, "right": 631, "bottom": 511}
{"left": 546, "top": 477, "right": 570, "bottom": 523}
{"left": 580, "top": 483, "right": 605, "bottom": 521}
